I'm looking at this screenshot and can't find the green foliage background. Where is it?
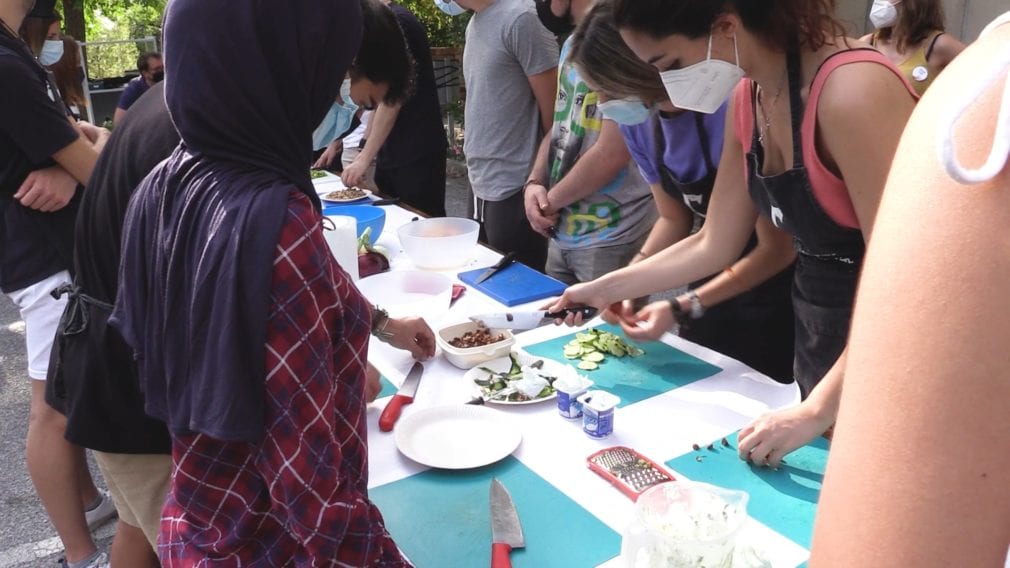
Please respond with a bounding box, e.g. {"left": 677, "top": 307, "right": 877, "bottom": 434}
{"left": 68, "top": 0, "right": 467, "bottom": 80}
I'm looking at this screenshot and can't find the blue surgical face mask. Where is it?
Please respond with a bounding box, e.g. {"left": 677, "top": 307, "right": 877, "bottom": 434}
{"left": 312, "top": 80, "right": 358, "bottom": 151}
{"left": 434, "top": 0, "right": 466, "bottom": 17}
{"left": 39, "top": 39, "right": 64, "bottom": 66}
{"left": 597, "top": 98, "right": 651, "bottom": 126}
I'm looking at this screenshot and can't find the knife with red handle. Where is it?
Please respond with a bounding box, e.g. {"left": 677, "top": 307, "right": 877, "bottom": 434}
{"left": 490, "top": 478, "right": 525, "bottom": 567}
{"left": 378, "top": 362, "right": 423, "bottom": 432}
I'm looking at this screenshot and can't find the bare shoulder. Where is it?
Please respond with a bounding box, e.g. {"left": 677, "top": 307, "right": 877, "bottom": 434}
{"left": 816, "top": 59, "right": 914, "bottom": 134}
{"left": 930, "top": 32, "right": 967, "bottom": 66}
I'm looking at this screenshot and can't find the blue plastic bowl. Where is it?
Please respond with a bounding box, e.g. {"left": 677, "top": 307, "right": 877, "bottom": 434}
{"left": 323, "top": 204, "right": 386, "bottom": 240}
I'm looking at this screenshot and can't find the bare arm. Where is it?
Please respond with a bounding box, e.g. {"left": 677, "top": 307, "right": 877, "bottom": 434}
{"left": 631, "top": 184, "right": 693, "bottom": 263}
{"left": 685, "top": 215, "right": 795, "bottom": 309}
{"left": 929, "top": 33, "right": 967, "bottom": 71}
{"left": 811, "top": 28, "right": 1010, "bottom": 566}
{"left": 343, "top": 103, "right": 400, "bottom": 187}
{"left": 737, "top": 61, "right": 918, "bottom": 466}
{"left": 544, "top": 119, "right": 634, "bottom": 210}
{"left": 524, "top": 133, "right": 557, "bottom": 236}
{"left": 51, "top": 135, "right": 104, "bottom": 184}
{"left": 550, "top": 99, "right": 759, "bottom": 311}
{"left": 818, "top": 61, "right": 917, "bottom": 242}
{"left": 527, "top": 67, "right": 558, "bottom": 136}
{"left": 112, "top": 107, "right": 127, "bottom": 127}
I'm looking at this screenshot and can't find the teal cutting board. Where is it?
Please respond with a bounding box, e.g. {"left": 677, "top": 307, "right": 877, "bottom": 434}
{"left": 370, "top": 456, "right": 620, "bottom": 567}
{"left": 458, "top": 262, "right": 567, "bottom": 306}
{"left": 524, "top": 324, "right": 722, "bottom": 407}
{"left": 666, "top": 432, "right": 828, "bottom": 551}
{"left": 378, "top": 375, "right": 397, "bottom": 399}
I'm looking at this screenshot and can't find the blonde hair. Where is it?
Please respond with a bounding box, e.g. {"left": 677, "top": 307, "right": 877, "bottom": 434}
{"left": 568, "top": 0, "right": 668, "bottom": 105}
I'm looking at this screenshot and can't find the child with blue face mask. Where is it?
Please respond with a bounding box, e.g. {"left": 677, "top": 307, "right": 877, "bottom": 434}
{"left": 564, "top": 0, "right": 797, "bottom": 382}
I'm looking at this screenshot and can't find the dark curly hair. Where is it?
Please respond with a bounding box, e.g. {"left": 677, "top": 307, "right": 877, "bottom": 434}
{"left": 612, "top": 0, "right": 847, "bottom": 52}
{"left": 350, "top": 0, "right": 415, "bottom": 106}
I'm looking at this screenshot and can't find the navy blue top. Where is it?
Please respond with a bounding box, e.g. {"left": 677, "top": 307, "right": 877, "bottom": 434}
{"left": 116, "top": 76, "right": 149, "bottom": 111}
{"left": 0, "top": 31, "right": 80, "bottom": 292}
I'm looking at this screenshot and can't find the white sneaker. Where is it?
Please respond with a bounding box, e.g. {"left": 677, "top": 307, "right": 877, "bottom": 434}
{"left": 58, "top": 551, "right": 110, "bottom": 568}
{"left": 84, "top": 490, "right": 117, "bottom": 529}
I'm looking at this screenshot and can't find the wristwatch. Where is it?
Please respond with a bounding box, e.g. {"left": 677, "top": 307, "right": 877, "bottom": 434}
{"left": 684, "top": 291, "right": 705, "bottom": 319}
{"left": 370, "top": 305, "right": 394, "bottom": 341}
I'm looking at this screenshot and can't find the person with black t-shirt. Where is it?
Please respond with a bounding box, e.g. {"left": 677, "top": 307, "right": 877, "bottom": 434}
{"left": 1, "top": 0, "right": 114, "bottom": 566}
{"left": 47, "top": 81, "right": 178, "bottom": 568}
{"left": 341, "top": 0, "right": 449, "bottom": 217}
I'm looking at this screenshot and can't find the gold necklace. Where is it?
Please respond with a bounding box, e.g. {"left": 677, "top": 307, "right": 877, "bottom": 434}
{"left": 757, "top": 68, "right": 788, "bottom": 146}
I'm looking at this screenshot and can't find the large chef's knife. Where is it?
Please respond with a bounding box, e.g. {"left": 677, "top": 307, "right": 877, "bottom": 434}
{"left": 378, "top": 362, "right": 423, "bottom": 432}
{"left": 490, "top": 478, "right": 525, "bottom": 568}
{"left": 470, "top": 307, "right": 598, "bottom": 331}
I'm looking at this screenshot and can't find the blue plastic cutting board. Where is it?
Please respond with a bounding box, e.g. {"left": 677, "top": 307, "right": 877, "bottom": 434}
{"left": 666, "top": 432, "right": 828, "bottom": 553}
{"left": 524, "top": 324, "right": 722, "bottom": 407}
{"left": 370, "top": 455, "right": 620, "bottom": 567}
{"left": 458, "top": 263, "right": 567, "bottom": 307}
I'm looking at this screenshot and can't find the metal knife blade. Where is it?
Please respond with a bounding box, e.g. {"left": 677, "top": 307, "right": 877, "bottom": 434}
{"left": 474, "top": 252, "right": 517, "bottom": 284}
{"left": 490, "top": 478, "right": 525, "bottom": 552}
{"left": 470, "top": 307, "right": 598, "bottom": 330}
{"left": 378, "top": 362, "right": 424, "bottom": 432}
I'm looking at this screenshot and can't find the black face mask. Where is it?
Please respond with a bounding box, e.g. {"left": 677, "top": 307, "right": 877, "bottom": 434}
{"left": 535, "top": 0, "right": 574, "bottom": 36}
{"left": 152, "top": 70, "right": 165, "bottom": 83}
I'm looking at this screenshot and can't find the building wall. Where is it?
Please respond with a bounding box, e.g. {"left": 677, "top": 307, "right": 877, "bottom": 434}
{"left": 836, "top": 0, "right": 1007, "bottom": 41}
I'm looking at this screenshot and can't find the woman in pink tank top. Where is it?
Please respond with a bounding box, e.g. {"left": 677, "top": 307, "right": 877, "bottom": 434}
{"left": 550, "top": 0, "right": 917, "bottom": 467}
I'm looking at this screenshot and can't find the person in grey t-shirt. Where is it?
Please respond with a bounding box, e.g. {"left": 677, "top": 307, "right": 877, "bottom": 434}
{"left": 438, "top": 0, "right": 559, "bottom": 271}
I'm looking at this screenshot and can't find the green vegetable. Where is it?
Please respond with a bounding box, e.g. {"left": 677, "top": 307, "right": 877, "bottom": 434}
{"left": 562, "top": 328, "right": 644, "bottom": 370}
{"left": 474, "top": 352, "right": 557, "bottom": 401}
{"left": 310, "top": 169, "right": 328, "bottom": 179}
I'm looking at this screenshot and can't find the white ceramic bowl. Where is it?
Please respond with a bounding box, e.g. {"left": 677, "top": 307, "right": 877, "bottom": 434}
{"left": 436, "top": 321, "right": 515, "bottom": 370}
{"left": 397, "top": 217, "right": 480, "bottom": 270}
{"left": 356, "top": 271, "right": 453, "bottom": 323}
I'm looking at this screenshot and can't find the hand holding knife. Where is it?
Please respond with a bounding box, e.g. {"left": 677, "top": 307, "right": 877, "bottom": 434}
{"left": 378, "top": 362, "right": 423, "bottom": 432}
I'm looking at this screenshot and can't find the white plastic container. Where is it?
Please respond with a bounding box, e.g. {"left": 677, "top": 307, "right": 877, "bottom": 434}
{"left": 621, "top": 481, "right": 749, "bottom": 568}
{"left": 323, "top": 215, "right": 359, "bottom": 281}
{"left": 578, "top": 390, "right": 619, "bottom": 438}
{"left": 436, "top": 321, "right": 515, "bottom": 370}
{"left": 555, "top": 375, "right": 593, "bottom": 419}
{"left": 397, "top": 217, "right": 479, "bottom": 270}
{"left": 356, "top": 271, "right": 452, "bottom": 323}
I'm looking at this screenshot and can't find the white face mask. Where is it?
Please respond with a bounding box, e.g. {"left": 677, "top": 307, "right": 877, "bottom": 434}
{"left": 39, "top": 39, "right": 64, "bottom": 66}
{"left": 659, "top": 34, "right": 744, "bottom": 115}
{"left": 869, "top": 0, "right": 901, "bottom": 29}
{"left": 936, "top": 34, "right": 1010, "bottom": 185}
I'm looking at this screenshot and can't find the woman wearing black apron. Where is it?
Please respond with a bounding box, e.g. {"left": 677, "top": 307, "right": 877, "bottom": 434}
{"left": 553, "top": 0, "right": 918, "bottom": 466}
{"left": 567, "top": 2, "right": 796, "bottom": 381}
